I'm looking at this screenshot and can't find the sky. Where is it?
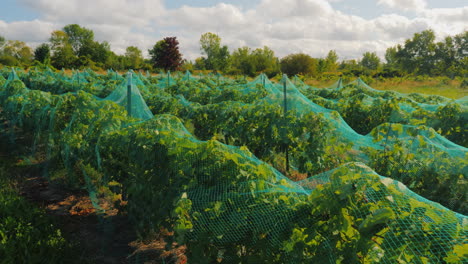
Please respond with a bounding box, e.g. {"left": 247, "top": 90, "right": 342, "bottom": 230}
{"left": 0, "top": 0, "right": 467, "bottom": 61}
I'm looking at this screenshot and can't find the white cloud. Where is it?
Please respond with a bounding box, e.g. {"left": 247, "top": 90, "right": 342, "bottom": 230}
{"left": 377, "top": 0, "right": 427, "bottom": 12}
{"left": 256, "top": 0, "right": 334, "bottom": 18}
{"left": 1, "top": 0, "right": 466, "bottom": 61}
{"left": 164, "top": 3, "right": 248, "bottom": 33}
{"left": 423, "top": 7, "right": 468, "bottom": 26}
{"left": 18, "top": 0, "right": 165, "bottom": 26}
{"left": 0, "top": 20, "right": 56, "bottom": 48}
{"left": 373, "top": 14, "right": 429, "bottom": 39}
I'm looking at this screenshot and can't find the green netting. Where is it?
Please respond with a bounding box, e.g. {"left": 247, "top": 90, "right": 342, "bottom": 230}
{"left": 299, "top": 78, "right": 467, "bottom": 146}
{"left": 97, "top": 72, "right": 153, "bottom": 120}
{"left": 0, "top": 67, "right": 466, "bottom": 263}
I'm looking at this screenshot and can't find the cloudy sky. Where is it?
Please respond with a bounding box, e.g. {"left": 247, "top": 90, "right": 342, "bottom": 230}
{"left": 0, "top": 0, "right": 467, "bottom": 61}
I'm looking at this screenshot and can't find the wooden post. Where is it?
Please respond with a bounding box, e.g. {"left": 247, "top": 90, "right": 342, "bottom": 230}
{"left": 167, "top": 71, "right": 170, "bottom": 87}
{"left": 127, "top": 72, "right": 132, "bottom": 117}
{"left": 283, "top": 75, "right": 289, "bottom": 174}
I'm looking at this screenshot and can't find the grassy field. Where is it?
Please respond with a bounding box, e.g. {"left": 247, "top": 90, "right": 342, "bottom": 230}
{"left": 306, "top": 78, "right": 467, "bottom": 99}
{"left": 372, "top": 79, "right": 466, "bottom": 99}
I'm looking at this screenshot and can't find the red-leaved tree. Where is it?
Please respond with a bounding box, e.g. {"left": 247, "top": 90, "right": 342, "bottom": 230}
{"left": 149, "top": 37, "right": 183, "bottom": 71}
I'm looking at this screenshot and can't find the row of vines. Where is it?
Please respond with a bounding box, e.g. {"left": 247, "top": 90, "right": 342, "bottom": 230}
{"left": 0, "top": 68, "right": 466, "bottom": 263}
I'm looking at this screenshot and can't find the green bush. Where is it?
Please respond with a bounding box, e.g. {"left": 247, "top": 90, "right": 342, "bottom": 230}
{"left": 460, "top": 78, "right": 468, "bottom": 89}
{"left": 0, "top": 168, "right": 74, "bottom": 264}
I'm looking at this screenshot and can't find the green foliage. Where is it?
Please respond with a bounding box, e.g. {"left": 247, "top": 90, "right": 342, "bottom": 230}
{"left": 0, "top": 68, "right": 466, "bottom": 263}
{"left": 0, "top": 40, "right": 33, "bottom": 66}
{"left": 48, "top": 25, "right": 110, "bottom": 69}
{"left": 34, "top": 43, "right": 51, "bottom": 64}
{"left": 176, "top": 164, "right": 465, "bottom": 263}
{"left": 0, "top": 167, "right": 72, "bottom": 263}
{"left": 361, "top": 52, "right": 380, "bottom": 71}
{"left": 364, "top": 123, "right": 467, "bottom": 212}
{"left": 304, "top": 80, "right": 467, "bottom": 147}
{"left": 397, "top": 30, "right": 437, "bottom": 75}
{"left": 230, "top": 46, "right": 280, "bottom": 77}
{"left": 460, "top": 78, "right": 468, "bottom": 88}
{"left": 385, "top": 30, "right": 467, "bottom": 77}
{"left": 51, "top": 42, "right": 76, "bottom": 69}
{"left": 280, "top": 53, "right": 318, "bottom": 77}
{"left": 433, "top": 102, "right": 467, "bottom": 147}
{"left": 0, "top": 54, "right": 20, "bottom": 67}
{"left": 149, "top": 37, "right": 183, "bottom": 71}
{"left": 199, "top": 32, "right": 230, "bottom": 72}
{"left": 63, "top": 24, "right": 95, "bottom": 55}
{"left": 324, "top": 50, "right": 339, "bottom": 72}
{"left": 124, "top": 46, "right": 144, "bottom": 70}
{"left": 78, "top": 40, "right": 111, "bottom": 65}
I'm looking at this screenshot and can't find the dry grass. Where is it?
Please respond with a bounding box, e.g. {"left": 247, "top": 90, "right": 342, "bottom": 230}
{"left": 304, "top": 78, "right": 467, "bottom": 99}
{"left": 373, "top": 79, "right": 466, "bottom": 99}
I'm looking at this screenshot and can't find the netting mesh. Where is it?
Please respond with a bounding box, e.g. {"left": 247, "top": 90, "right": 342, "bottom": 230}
{"left": 0, "top": 67, "right": 466, "bottom": 263}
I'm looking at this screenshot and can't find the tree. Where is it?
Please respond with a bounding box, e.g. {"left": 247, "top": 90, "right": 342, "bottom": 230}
{"left": 434, "top": 31, "right": 468, "bottom": 77}
{"left": 384, "top": 46, "right": 398, "bottom": 68}
{"left": 361, "top": 52, "right": 380, "bottom": 71}
{"left": 63, "top": 24, "right": 94, "bottom": 55}
{"left": 433, "top": 36, "right": 456, "bottom": 76}
{"left": 230, "top": 46, "right": 280, "bottom": 76}
{"left": 200, "top": 32, "right": 220, "bottom": 61}
{"left": 125, "top": 46, "right": 143, "bottom": 69}
{"left": 149, "top": 37, "right": 183, "bottom": 71}
{"left": 395, "top": 29, "right": 437, "bottom": 75}
{"left": 339, "top": 59, "right": 359, "bottom": 71}
{"left": 34, "top": 44, "right": 51, "bottom": 64}
{"left": 216, "top": 45, "right": 230, "bottom": 72}
{"left": 78, "top": 40, "right": 110, "bottom": 65}
{"left": 231, "top": 47, "right": 255, "bottom": 75}
{"left": 251, "top": 46, "right": 280, "bottom": 76}
{"left": 452, "top": 31, "right": 468, "bottom": 77}
{"left": 49, "top": 26, "right": 110, "bottom": 68}
{"left": 0, "top": 37, "right": 33, "bottom": 66}
{"left": 194, "top": 57, "right": 206, "bottom": 70}
{"left": 49, "top": 30, "right": 69, "bottom": 50}
{"left": 199, "top": 32, "right": 230, "bottom": 71}
{"left": 51, "top": 44, "right": 76, "bottom": 69}
{"left": 453, "top": 31, "right": 467, "bottom": 62}
{"left": 1, "top": 40, "right": 33, "bottom": 65}
{"left": 280, "top": 53, "right": 318, "bottom": 76}
{"left": 0, "top": 35, "right": 5, "bottom": 49}
{"left": 180, "top": 59, "right": 194, "bottom": 71}
{"left": 316, "top": 50, "right": 339, "bottom": 73}
{"left": 382, "top": 30, "right": 465, "bottom": 76}
{"left": 0, "top": 55, "right": 18, "bottom": 66}
{"left": 105, "top": 52, "right": 126, "bottom": 71}
{"left": 325, "top": 50, "right": 339, "bottom": 72}
{"left": 49, "top": 30, "right": 76, "bottom": 68}
{"left": 339, "top": 59, "right": 365, "bottom": 76}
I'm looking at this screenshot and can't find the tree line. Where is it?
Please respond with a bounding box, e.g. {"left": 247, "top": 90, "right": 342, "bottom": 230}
{"left": 0, "top": 24, "right": 466, "bottom": 78}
